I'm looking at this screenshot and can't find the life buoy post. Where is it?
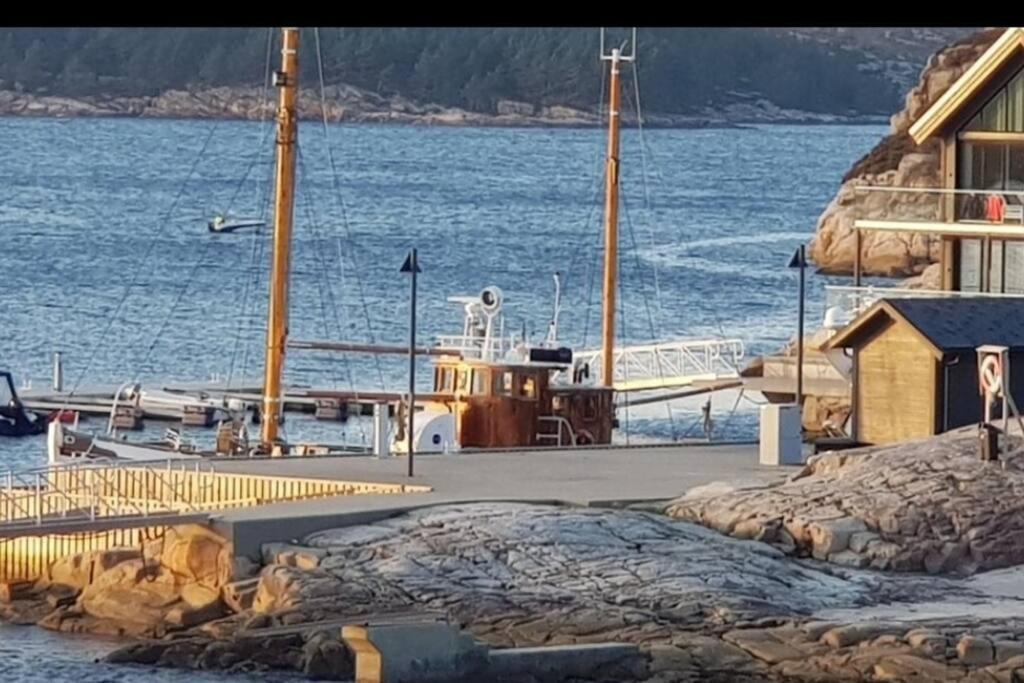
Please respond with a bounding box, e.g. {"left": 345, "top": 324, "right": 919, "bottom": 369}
{"left": 976, "top": 345, "right": 1010, "bottom": 461}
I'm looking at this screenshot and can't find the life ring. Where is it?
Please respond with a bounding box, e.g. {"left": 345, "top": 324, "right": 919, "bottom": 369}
{"left": 980, "top": 354, "right": 1003, "bottom": 396}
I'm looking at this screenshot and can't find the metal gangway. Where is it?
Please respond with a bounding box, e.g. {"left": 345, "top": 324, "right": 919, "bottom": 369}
{"left": 572, "top": 338, "right": 746, "bottom": 392}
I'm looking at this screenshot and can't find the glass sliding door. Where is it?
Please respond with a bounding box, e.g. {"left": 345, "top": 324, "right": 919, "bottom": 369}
{"left": 991, "top": 240, "right": 1005, "bottom": 293}
{"left": 959, "top": 239, "right": 983, "bottom": 292}
{"left": 1006, "top": 241, "right": 1024, "bottom": 293}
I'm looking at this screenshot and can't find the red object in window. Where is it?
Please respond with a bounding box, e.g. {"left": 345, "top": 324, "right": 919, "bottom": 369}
{"left": 986, "top": 193, "right": 1007, "bottom": 222}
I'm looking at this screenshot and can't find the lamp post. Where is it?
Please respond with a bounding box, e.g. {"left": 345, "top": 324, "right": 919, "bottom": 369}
{"left": 400, "top": 249, "right": 421, "bottom": 477}
{"left": 788, "top": 246, "right": 807, "bottom": 412}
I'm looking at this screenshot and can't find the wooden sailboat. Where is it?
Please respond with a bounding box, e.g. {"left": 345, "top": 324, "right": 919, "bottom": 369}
{"left": 389, "top": 34, "right": 635, "bottom": 452}
{"left": 48, "top": 27, "right": 735, "bottom": 463}
{"left": 49, "top": 27, "right": 302, "bottom": 463}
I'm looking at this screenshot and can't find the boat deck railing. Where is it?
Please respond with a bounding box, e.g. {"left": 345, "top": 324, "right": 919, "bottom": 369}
{"left": 435, "top": 334, "right": 517, "bottom": 362}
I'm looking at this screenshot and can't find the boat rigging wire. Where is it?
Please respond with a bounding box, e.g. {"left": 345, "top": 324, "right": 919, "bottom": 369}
{"left": 314, "top": 27, "right": 387, "bottom": 393}
{"left": 62, "top": 118, "right": 222, "bottom": 406}
{"left": 295, "top": 144, "right": 368, "bottom": 443}
{"left": 227, "top": 28, "right": 277, "bottom": 389}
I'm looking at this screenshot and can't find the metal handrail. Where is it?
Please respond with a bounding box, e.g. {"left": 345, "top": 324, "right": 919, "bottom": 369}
{"left": 571, "top": 338, "right": 746, "bottom": 390}
{"left": 0, "top": 459, "right": 214, "bottom": 528}
{"left": 537, "top": 416, "right": 578, "bottom": 447}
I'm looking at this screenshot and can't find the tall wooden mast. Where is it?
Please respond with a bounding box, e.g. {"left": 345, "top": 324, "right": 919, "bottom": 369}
{"left": 261, "top": 27, "right": 300, "bottom": 448}
{"left": 600, "top": 31, "right": 634, "bottom": 388}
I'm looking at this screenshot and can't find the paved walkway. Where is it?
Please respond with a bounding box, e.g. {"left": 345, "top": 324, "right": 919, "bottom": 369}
{"left": 210, "top": 443, "right": 800, "bottom": 557}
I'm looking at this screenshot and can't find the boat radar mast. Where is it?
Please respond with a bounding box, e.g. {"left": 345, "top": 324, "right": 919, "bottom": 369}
{"left": 599, "top": 28, "right": 636, "bottom": 388}
{"left": 261, "top": 27, "right": 300, "bottom": 451}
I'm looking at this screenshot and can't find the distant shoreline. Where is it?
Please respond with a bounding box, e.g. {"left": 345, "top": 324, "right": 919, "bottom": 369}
{"left": 0, "top": 86, "right": 890, "bottom": 131}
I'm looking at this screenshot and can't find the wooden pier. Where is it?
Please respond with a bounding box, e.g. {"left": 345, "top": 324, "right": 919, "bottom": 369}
{"left": 18, "top": 381, "right": 455, "bottom": 425}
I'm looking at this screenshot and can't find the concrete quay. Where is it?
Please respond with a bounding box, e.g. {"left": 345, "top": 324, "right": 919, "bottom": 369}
{"left": 209, "top": 442, "right": 799, "bottom": 558}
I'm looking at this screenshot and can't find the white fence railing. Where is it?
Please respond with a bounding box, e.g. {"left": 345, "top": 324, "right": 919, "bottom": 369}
{"left": 571, "top": 339, "right": 745, "bottom": 392}
{"left": 823, "top": 285, "right": 1024, "bottom": 329}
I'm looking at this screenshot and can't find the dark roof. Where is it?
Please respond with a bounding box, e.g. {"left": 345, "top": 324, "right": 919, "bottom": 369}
{"left": 885, "top": 297, "right": 1024, "bottom": 351}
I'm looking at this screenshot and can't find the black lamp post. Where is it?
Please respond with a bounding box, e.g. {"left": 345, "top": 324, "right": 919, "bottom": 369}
{"left": 788, "top": 245, "right": 807, "bottom": 411}
{"left": 400, "top": 248, "right": 421, "bottom": 477}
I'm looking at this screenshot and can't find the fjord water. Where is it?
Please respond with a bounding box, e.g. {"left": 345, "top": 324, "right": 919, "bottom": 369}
{"left": 0, "top": 117, "right": 884, "bottom": 674}
{"left": 0, "top": 118, "right": 883, "bottom": 470}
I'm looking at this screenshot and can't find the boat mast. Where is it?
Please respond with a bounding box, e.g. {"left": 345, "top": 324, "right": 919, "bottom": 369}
{"left": 600, "top": 30, "right": 635, "bottom": 388}
{"left": 261, "top": 27, "right": 300, "bottom": 449}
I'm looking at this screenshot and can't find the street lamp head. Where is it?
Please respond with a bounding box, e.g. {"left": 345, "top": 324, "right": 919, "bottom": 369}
{"left": 788, "top": 246, "right": 807, "bottom": 269}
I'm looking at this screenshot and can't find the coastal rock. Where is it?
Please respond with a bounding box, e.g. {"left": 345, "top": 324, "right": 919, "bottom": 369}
{"left": 906, "top": 628, "right": 948, "bottom": 658}
{"left": 44, "top": 548, "right": 140, "bottom": 591}
{"left": 251, "top": 564, "right": 345, "bottom": 614}
{"left": 821, "top": 623, "right": 902, "bottom": 648}
{"left": 38, "top": 525, "right": 235, "bottom": 638}
{"left": 222, "top": 577, "right": 260, "bottom": 613}
{"left": 995, "top": 640, "right": 1024, "bottom": 663}
{"left": 959, "top": 635, "right": 996, "bottom": 665}
{"left": 871, "top": 654, "right": 964, "bottom": 681}
{"left": 664, "top": 429, "right": 1024, "bottom": 575}
{"left": 262, "top": 542, "right": 328, "bottom": 570}
{"left": 810, "top": 28, "right": 1003, "bottom": 276}
{"left": 301, "top": 632, "right": 355, "bottom": 680}
{"left": 91, "top": 503, "right": 1024, "bottom": 681}
{"left": 808, "top": 517, "right": 868, "bottom": 558}
{"left": 161, "top": 524, "right": 233, "bottom": 587}
{"left": 0, "top": 83, "right": 733, "bottom": 129}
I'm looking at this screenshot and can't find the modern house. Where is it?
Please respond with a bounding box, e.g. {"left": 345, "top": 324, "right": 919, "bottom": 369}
{"left": 855, "top": 26, "right": 1024, "bottom": 293}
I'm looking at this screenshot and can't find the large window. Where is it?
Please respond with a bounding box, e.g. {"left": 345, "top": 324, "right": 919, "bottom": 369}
{"left": 964, "top": 71, "right": 1024, "bottom": 132}
{"left": 1006, "top": 242, "right": 1024, "bottom": 293}
{"left": 955, "top": 66, "right": 1024, "bottom": 292}
{"left": 960, "top": 238, "right": 1024, "bottom": 293}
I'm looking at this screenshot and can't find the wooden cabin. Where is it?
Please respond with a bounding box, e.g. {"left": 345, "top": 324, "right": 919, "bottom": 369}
{"left": 429, "top": 357, "right": 614, "bottom": 449}
{"left": 824, "top": 297, "right": 1024, "bottom": 445}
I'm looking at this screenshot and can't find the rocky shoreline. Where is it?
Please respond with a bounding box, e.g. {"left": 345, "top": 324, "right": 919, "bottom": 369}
{"left": 4, "top": 431, "right": 1024, "bottom": 681}
{"left": 809, "top": 28, "right": 1003, "bottom": 277}
{"left": 0, "top": 84, "right": 887, "bottom": 129}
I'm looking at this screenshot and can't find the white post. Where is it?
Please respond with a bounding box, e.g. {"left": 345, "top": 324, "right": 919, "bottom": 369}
{"left": 53, "top": 351, "right": 63, "bottom": 392}
{"left": 373, "top": 403, "right": 390, "bottom": 458}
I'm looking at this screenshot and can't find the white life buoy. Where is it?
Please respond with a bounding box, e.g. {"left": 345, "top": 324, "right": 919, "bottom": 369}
{"left": 980, "top": 354, "right": 1003, "bottom": 396}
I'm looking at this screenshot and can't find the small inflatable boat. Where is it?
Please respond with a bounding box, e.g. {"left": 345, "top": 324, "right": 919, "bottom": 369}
{"left": 208, "top": 215, "right": 266, "bottom": 234}
{"left": 0, "top": 372, "right": 46, "bottom": 437}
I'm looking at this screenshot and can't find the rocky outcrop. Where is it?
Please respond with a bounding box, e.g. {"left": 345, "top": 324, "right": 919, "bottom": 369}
{"left": 93, "top": 502, "right": 1024, "bottom": 681}
{"left": 665, "top": 429, "right": 1024, "bottom": 575}
{"left": 30, "top": 523, "right": 239, "bottom": 638}
{"left": 810, "top": 28, "right": 1004, "bottom": 276}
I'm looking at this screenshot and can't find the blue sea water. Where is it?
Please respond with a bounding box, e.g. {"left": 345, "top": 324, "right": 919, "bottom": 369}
{"left": 0, "top": 117, "right": 887, "bottom": 677}
{"left": 0, "top": 117, "right": 885, "bottom": 470}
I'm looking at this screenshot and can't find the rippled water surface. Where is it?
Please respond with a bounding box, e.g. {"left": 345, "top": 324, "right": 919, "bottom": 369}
{"left": 0, "top": 118, "right": 883, "bottom": 468}
{"left": 0, "top": 116, "right": 887, "bottom": 677}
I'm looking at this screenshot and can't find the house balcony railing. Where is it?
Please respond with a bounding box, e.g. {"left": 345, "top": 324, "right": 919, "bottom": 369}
{"left": 852, "top": 185, "right": 1024, "bottom": 226}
